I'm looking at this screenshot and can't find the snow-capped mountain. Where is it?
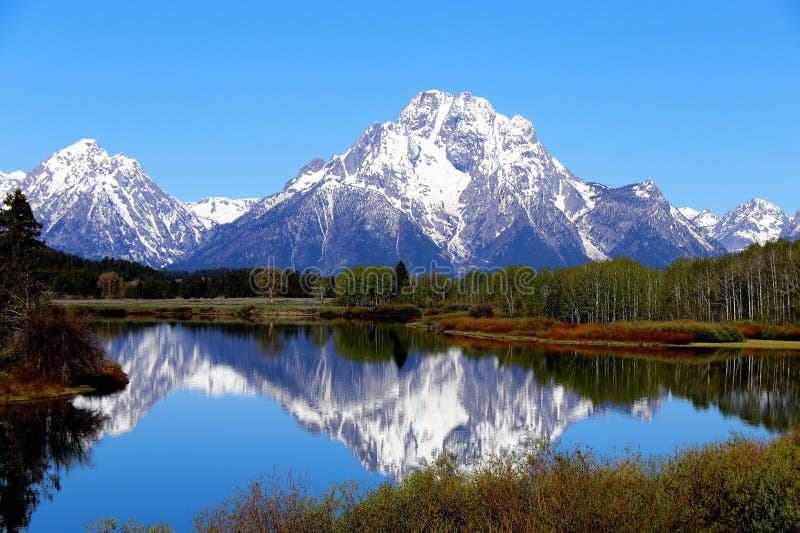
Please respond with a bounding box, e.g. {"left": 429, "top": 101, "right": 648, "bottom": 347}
{"left": 709, "top": 199, "right": 788, "bottom": 252}
{"left": 4, "top": 139, "right": 206, "bottom": 267}
{"left": 573, "top": 181, "right": 722, "bottom": 266}
{"left": 184, "top": 196, "right": 259, "bottom": 229}
{"left": 5, "top": 93, "right": 794, "bottom": 271}
{"left": 783, "top": 211, "right": 800, "bottom": 241}
{"left": 679, "top": 207, "right": 720, "bottom": 238}
{"left": 178, "top": 91, "right": 721, "bottom": 271}
{"left": 0, "top": 170, "right": 26, "bottom": 196}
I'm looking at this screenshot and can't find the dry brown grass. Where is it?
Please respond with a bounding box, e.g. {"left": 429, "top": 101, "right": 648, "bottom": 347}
{"left": 435, "top": 317, "right": 744, "bottom": 345}
{"left": 192, "top": 431, "right": 800, "bottom": 532}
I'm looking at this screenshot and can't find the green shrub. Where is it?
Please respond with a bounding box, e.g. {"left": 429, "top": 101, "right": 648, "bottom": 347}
{"left": 191, "top": 432, "right": 800, "bottom": 532}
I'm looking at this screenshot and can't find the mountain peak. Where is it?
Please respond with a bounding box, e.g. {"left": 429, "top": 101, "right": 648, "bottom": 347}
{"left": 631, "top": 180, "right": 662, "bottom": 200}
{"left": 48, "top": 138, "right": 110, "bottom": 167}
{"left": 742, "top": 198, "right": 781, "bottom": 212}
{"left": 185, "top": 196, "right": 259, "bottom": 229}
{"left": 60, "top": 137, "right": 103, "bottom": 154}
{"left": 711, "top": 197, "right": 788, "bottom": 251}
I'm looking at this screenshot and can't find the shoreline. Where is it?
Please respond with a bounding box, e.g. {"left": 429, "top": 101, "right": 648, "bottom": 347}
{"left": 411, "top": 326, "right": 800, "bottom": 352}
{"left": 54, "top": 299, "right": 800, "bottom": 353}
{"left": 0, "top": 384, "right": 96, "bottom": 404}
{"left": 0, "top": 362, "right": 129, "bottom": 404}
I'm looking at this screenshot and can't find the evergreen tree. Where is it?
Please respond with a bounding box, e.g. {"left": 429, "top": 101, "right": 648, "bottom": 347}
{"left": 395, "top": 260, "right": 410, "bottom": 297}
{"left": 0, "top": 189, "right": 44, "bottom": 279}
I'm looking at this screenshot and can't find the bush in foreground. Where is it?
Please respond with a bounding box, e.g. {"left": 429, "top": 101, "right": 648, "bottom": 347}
{"left": 1, "top": 293, "right": 115, "bottom": 386}
{"left": 187, "top": 431, "right": 800, "bottom": 532}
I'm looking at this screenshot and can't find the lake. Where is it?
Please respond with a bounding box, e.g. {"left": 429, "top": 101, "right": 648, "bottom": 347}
{"left": 3, "top": 321, "right": 797, "bottom": 532}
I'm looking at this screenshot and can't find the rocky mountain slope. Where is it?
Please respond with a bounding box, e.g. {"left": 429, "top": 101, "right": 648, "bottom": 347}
{"left": 185, "top": 196, "right": 259, "bottom": 229}
{"left": 177, "top": 91, "right": 723, "bottom": 270}
{"left": 0, "top": 140, "right": 258, "bottom": 267}
{"left": 3, "top": 92, "right": 795, "bottom": 270}
{"left": 679, "top": 207, "right": 720, "bottom": 238}
{"left": 783, "top": 211, "right": 800, "bottom": 241}
{"left": 681, "top": 199, "right": 790, "bottom": 253}
{"left": 2, "top": 139, "right": 206, "bottom": 266}
{"left": 0, "top": 170, "right": 26, "bottom": 194}
{"left": 710, "top": 199, "right": 789, "bottom": 252}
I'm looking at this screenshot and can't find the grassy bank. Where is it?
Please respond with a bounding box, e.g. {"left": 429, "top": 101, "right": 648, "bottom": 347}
{"left": 0, "top": 361, "right": 128, "bottom": 403}
{"left": 55, "top": 297, "right": 329, "bottom": 319}
{"left": 55, "top": 299, "right": 800, "bottom": 351}
{"left": 410, "top": 314, "right": 800, "bottom": 352}
{"left": 56, "top": 299, "right": 423, "bottom": 322}
{"left": 1, "top": 300, "right": 130, "bottom": 403}
{"left": 92, "top": 431, "right": 800, "bottom": 532}
{"left": 414, "top": 315, "right": 746, "bottom": 345}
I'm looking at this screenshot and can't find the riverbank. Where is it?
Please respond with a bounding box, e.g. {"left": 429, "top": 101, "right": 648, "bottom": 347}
{"left": 55, "top": 299, "right": 423, "bottom": 322}
{"left": 55, "top": 297, "right": 328, "bottom": 319}
{"left": 56, "top": 299, "right": 800, "bottom": 352}
{"left": 0, "top": 361, "right": 128, "bottom": 403}
{"left": 421, "top": 327, "right": 800, "bottom": 352}
{"left": 411, "top": 315, "right": 800, "bottom": 352}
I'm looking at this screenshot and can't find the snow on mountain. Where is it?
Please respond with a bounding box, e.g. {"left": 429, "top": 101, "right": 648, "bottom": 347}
{"left": 783, "top": 211, "right": 800, "bottom": 241}
{"left": 574, "top": 181, "right": 724, "bottom": 267}
{"left": 679, "top": 207, "right": 720, "bottom": 238}
{"left": 710, "top": 199, "right": 788, "bottom": 252}
{"left": 17, "top": 139, "right": 206, "bottom": 267}
{"left": 75, "top": 322, "right": 658, "bottom": 477}
{"left": 185, "top": 196, "right": 259, "bottom": 229}
{"left": 178, "top": 91, "right": 719, "bottom": 271}
{"left": 0, "top": 170, "right": 26, "bottom": 196}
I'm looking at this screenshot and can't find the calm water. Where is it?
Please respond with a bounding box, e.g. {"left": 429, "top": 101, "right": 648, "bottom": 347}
{"left": 3, "top": 321, "right": 798, "bottom": 532}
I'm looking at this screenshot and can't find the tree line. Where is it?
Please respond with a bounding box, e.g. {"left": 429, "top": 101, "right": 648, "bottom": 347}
{"left": 3, "top": 190, "right": 800, "bottom": 323}
{"left": 331, "top": 241, "right": 800, "bottom": 325}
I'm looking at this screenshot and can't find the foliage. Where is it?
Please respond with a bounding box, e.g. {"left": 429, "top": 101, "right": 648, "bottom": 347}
{"left": 438, "top": 241, "right": 800, "bottom": 325}
{"left": 192, "top": 431, "right": 800, "bottom": 532}
{"left": 468, "top": 303, "right": 495, "bottom": 318}
{"left": 0, "top": 189, "right": 43, "bottom": 280}
{"left": 1, "top": 292, "right": 108, "bottom": 384}
{"left": 435, "top": 317, "right": 744, "bottom": 344}
{"left": 97, "top": 271, "right": 126, "bottom": 299}
{"left": 0, "top": 191, "right": 122, "bottom": 389}
{"left": 87, "top": 518, "right": 174, "bottom": 533}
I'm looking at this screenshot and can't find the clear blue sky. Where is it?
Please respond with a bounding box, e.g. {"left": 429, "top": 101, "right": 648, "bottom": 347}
{"left": 1, "top": 0, "right": 798, "bottom": 215}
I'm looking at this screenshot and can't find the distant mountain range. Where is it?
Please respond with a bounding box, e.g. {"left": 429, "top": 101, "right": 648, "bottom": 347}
{"left": 1, "top": 91, "right": 797, "bottom": 270}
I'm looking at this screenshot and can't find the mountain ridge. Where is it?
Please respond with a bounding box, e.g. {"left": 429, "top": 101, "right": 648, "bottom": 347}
{"left": 2, "top": 91, "right": 797, "bottom": 270}
{"left": 175, "top": 91, "right": 729, "bottom": 271}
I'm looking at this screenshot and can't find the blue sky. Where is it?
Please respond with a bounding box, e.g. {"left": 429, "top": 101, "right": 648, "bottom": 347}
{"left": 0, "top": 0, "right": 798, "bottom": 215}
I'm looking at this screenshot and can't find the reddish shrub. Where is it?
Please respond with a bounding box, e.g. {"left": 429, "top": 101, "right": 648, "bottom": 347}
{"left": 762, "top": 324, "right": 800, "bottom": 341}
{"left": 733, "top": 324, "right": 765, "bottom": 339}
{"left": 440, "top": 317, "right": 517, "bottom": 334}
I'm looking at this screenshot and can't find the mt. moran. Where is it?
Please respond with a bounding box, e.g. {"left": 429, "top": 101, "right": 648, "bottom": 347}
{"left": 2, "top": 91, "right": 797, "bottom": 270}
{"left": 177, "top": 90, "right": 724, "bottom": 271}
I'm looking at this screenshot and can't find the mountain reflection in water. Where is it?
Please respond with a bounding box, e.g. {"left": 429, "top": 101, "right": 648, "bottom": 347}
{"left": 72, "top": 322, "right": 799, "bottom": 478}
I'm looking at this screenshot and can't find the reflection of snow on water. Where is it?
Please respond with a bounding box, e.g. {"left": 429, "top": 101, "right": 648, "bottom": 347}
{"left": 75, "top": 322, "right": 660, "bottom": 477}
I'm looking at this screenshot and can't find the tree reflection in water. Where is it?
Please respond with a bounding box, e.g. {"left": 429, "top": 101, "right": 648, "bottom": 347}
{"left": 0, "top": 400, "right": 106, "bottom": 532}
